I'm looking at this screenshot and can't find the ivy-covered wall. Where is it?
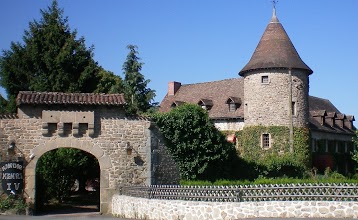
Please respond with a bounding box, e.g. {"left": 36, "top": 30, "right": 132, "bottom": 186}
{"left": 235, "top": 126, "right": 310, "bottom": 178}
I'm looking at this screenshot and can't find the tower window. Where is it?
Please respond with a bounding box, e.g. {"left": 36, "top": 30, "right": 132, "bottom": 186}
{"left": 292, "top": 102, "right": 296, "bottom": 116}
{"left": 261, "top": 75, "right": 269, "bottom": 84}
{"left": 262, "top": 133, "right": 270, "bottom": 149}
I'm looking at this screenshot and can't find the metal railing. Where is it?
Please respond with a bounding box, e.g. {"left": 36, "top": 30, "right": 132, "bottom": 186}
{"left": 119, "top": 183, "right": 358, "bottom": 202}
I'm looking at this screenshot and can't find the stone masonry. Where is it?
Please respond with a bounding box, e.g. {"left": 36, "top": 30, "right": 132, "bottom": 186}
{"left": 112, "top": 195, "right": 358, "bottom": 220}
{"left": 244, "top": 69, "right": 309, "bottom": 128}
{"left": 0, "top": 93, "right": 179, "bottom": 214}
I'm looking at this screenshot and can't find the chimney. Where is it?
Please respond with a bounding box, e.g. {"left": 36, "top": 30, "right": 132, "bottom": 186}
{"left": 168, "top": 81, "right": 181, "bottom": 96}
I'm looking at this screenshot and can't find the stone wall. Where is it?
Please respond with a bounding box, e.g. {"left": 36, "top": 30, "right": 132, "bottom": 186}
{"left": 112, "top": 195, "right": 358, "bottom": 219}
{"left": 244, "top": 69, "right": 309, "bottom": 127}
{"left": 0, "top": 104, "right": 179, "bottom": 214}
{"left": 149, "top": 126, "right": 180, "bottom": 185}
{"left": 213, "top": 119, "right": 244, "bottom": 131}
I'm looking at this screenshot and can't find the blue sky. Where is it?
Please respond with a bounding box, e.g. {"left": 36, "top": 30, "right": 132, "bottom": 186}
{"left": 1, "top": 0, "right": 357, "bottom": 123}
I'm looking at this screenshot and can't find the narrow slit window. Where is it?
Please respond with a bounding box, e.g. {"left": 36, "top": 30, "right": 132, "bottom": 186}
{"left": 292, "top": 102, "right": 296, "bottom": 116}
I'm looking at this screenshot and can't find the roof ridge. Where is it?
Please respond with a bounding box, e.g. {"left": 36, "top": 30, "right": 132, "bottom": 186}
{"left": 181, "top": 77, "right": 243, "bottom": 87}
{"left": 16, "top": 91, "right": 126, "bottom": 106}
{"left": 309, "top": 95, "right": 330, "bottom": 102}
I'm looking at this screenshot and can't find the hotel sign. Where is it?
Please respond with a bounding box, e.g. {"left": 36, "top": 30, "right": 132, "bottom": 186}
{"left": 1, "top": 161, "right": 24, "bottom": 195}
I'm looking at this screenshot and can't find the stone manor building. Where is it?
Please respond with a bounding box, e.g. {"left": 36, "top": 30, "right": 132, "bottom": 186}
{"left": 160, "top": 8, "right": 356, "bottom": 174}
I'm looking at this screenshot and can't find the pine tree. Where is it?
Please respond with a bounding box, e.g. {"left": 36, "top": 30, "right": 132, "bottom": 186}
{"left": 0, "top": 0, "right": 101, "bottom": 112}
{"left": 122, "top": 45, "right": 157, "bottom": 115}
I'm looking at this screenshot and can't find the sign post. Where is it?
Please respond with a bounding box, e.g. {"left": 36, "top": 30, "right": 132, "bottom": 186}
{"left": 1, "top": 161, "right": 24, "bottom": 195}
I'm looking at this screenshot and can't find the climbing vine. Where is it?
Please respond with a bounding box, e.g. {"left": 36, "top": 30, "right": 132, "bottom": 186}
{"left": 235, "top": 126, "right": 310, "bottom": 178}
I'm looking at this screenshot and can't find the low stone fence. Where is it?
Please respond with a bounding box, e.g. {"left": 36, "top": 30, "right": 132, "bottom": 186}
{"left": 112, "top": 195, "right": 358, "bottom": 219}
{"left": 112, "top": 184, "right": 358, "bottom": 219}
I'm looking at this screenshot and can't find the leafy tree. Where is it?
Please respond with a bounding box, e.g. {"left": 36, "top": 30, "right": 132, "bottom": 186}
{"left": 94, "top": 68, "right": 123, "bottom": 94}
{"left": 0, "top": 0, "right": 102, "bottom": 112}
{"left": 122, "top": 45, "right": 157, "bottom": 115}
{"left": 36, "top": 148, "right": 99, "bottom": 207}
{"left": 151, "top": 104, "right": 237, "bottom": 180}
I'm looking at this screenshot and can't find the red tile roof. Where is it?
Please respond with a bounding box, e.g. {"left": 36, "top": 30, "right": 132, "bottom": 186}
{"left": 0, "top": 114, "right": 18, "bottom": 119}
{"left": 16, "top": 91, "right": 126, "bottom": 106}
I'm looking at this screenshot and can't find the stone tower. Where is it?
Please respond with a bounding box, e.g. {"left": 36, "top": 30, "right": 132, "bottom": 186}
{"left": 239, "top": 7, "right": 313, "bottom": 128}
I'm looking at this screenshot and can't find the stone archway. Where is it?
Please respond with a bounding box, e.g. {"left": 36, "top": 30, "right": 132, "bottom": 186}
{"left": 24, "top": 139, "right": 112, "bottom": 214}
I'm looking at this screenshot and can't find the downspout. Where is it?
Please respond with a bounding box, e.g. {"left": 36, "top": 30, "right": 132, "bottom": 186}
{"left": 289, "top": 68, "right": 294, "bottom": 153}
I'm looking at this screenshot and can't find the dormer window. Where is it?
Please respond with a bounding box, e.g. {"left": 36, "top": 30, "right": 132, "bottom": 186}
{"left": 197, "top": 99, "right": 213, "bottom": 111}
{"left": 226, "top": 97, "right": 242, "bottom": 112}
{"left": 310, "top": 110, "right": 327, "bottom": 125}
{"left": 171, "top": 101, "right": 185, "bottom": 109}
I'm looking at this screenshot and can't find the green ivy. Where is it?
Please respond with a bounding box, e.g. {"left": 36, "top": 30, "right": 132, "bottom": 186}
{"left": 235, "top": 126, "right": 310, "bottom": 178}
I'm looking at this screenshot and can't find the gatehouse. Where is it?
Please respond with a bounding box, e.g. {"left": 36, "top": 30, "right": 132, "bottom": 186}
{"left": 0, "top": 91, "right": 179, "bottom": 214}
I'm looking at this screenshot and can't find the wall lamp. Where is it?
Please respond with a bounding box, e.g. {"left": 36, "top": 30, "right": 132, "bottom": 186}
{"left": 126, "top": 142, "right": 139, "bottom": 156}
{"left": 8, "top": 141, "right": 16, "bottom": 151}
{"left": 29, "top": 153, "right": 35, "bottom": 160}
{"left": 126, "top": 142, "right": 133, "bottom": 155}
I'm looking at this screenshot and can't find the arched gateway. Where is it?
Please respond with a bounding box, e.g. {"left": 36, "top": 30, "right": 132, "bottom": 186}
{"left": 0, "top": 91, "right": 179, "bottom": 214}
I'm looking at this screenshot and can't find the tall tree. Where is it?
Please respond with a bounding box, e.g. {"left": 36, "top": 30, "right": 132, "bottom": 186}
{"left": 0, "top": 0, "right": 101, "bottom": 112}
{"left": 122, "top": 45, "right": 157, "bottom": 115}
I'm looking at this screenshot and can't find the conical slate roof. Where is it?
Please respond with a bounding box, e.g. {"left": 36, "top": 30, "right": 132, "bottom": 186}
{"left": 239, "top": 8, "right": 313, "bottom": 76}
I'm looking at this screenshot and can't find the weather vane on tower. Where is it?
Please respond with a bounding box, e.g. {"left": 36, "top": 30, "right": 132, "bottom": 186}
{"left": 272, "top": 0, "right": 278, "bottom": 10}
{"left": 271, "top": 0, "right": 278, "bottom": 18}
